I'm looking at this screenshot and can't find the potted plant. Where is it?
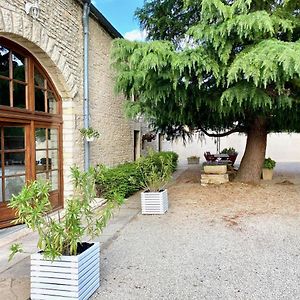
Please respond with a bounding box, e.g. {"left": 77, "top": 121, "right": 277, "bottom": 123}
{"left": 221, "top": 147, "right": 238, "bottom": 165}
{"left": 8, "top": 166, "right": 122, "bottom": 300}
{"left": 262, "top": 157, "right": 276, "bottom": 180}
{"left": 138, "top": 151, "right": 173, "bottom": 215}
{"left": 142, "top": 132, "right": 156, "bottom": 142}
{"left": 79, "top": 127, "right": 100, "bottom": 142}
{"left": 187, "top": 155, "right": 200, "bottom": 165}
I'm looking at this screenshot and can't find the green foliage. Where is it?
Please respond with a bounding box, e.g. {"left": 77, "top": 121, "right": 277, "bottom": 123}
{"left": 95, "top": 162, "right": 141, "bottom": 199}
{"left": 8, "top": 167, "right": 122, "bottom": 260}
{"left": 135, "top": 0, "right": 202, "bottom": 46}
{"left": 95, "top": 151, "right": 178, "bottom": 196}
{"left": 112, "top": 0, "right": 300, "bottom": 139}
{"left": 8, "top": 243, "right": 23, "bottom": 262}
{"left": 221, "top": 147, "right": 237, "bottom": 155}
{"left": 263, "top": 157, "right": 276, "bottom": 169}
{"left": 79, "top": 127, "right": 100, "bottom": 139}
{"left": 137, "top": 150, "right": 175, "bottom": 192}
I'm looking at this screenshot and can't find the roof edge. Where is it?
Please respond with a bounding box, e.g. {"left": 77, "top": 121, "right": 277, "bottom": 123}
{"left": 90, "top": 4, "right": 123, "bottom": 39}
{"left": 78, "top": 0, "right": 123, "bottom": 39}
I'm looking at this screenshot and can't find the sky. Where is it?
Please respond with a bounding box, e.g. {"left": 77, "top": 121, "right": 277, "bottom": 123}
{"left": 92, "top": 0, "right": 146, "bottom": 40}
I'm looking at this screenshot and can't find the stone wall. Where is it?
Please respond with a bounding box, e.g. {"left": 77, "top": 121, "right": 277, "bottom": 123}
{"left": 0, "top": 0, "right": 139, "bottom": 199}
{"left": 87, "top": 18, "right": 135, "bottom": 166}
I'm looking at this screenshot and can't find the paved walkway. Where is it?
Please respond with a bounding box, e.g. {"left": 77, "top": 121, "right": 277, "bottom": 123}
{"left": 0, "top": 186, "right": 144, "bottom": 299}
{"left": 1, "top": 165, "right": 300, "bottom": 299}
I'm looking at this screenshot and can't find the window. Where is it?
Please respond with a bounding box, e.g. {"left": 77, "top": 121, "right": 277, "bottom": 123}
{"left": 0, "top": 46, "right": 27, "bottom": 109}
{"left": 0, "top": 126, "right": 26, "bottom": 202}
{"left": 0, "top": 37, "right": 63, "bottom": 228}
{"left": 35, "top": 128, "right": 59, "bottom": 191}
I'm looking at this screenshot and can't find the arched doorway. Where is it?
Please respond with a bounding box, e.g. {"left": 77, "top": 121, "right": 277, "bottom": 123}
{"left": 0, "top": 37, "right": 63, "bottom": 228}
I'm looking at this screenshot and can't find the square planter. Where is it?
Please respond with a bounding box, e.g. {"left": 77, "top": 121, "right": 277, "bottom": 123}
{"left": 262, "top": 168, "right": 273, "bottom": 180}
{"left": 31, "top": 242, "right": 100, "bottom": 300}
{"left": 187, "top": 157, "right": 200, "bottom": 164}
{"left": 141, "top": 189, "right": 168, "bottom": 215}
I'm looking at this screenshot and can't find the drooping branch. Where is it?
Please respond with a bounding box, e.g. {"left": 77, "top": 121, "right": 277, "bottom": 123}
{"left": 199, "top": 125, "right": 246, "bottom": 138}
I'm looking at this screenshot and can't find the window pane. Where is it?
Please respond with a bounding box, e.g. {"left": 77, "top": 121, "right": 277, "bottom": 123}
{"left": 48, "top": 128, "right": 58, "bottom": 149}
{"left": 5, "top": 152, "right": 25, "bottom": 176}
{"left": 36, "top": 172, "right": 47, "bottom": 182}
{"left": 49, "top": 149, "right": 58, "bottom": 169}
{"left": 0, "top": 46, "right": 9, "bottom": 78}
{"left": 12, "top": 52, "right": 25, "bottom": 82}
{"left": 36, "top": 150, "right": 47, "bottom": 172}
{"left": 13, "top": 82, "right": 26, "bottom": 108}
{"left": 35, "top": 128, "right": 46, "bottom": 148}
{"left": 47, "top": 91, "right": 57, "bottom": 114}
{"left": 5, "top": 175, "right": 25, "bottom": 201}
{"left": 0, "top": 79, "right": 10, "bottom": 106}
{"left": 49, "top": 170, "right": 58, "bottom": 191}
{"left": 34, "top": 68, "right": 45, "bottom": 88}
{"left": 4, "top": 127, "right": 25, "bottom": 150}
{"left": 0, "top": 180, "right": 2, "bottom": 203}
{"left": 0, "top": 152, "right": 2, "bottom": 203}
{"left": 35, "top": 88, "right": 45, "bottom": 112}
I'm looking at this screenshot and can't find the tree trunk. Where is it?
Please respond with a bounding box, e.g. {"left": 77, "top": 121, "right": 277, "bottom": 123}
{"left": 235, "top": 117, "right": 267, "bottom": 184}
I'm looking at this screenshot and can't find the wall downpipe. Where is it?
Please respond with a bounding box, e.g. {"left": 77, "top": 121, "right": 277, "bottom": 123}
{"left": 82, "top": 0, "right": 91, "bottom": 171}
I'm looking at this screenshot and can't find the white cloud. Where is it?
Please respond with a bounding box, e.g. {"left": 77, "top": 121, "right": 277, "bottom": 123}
{"left": 124, "top": 29, "right": 147, "bottom": 41}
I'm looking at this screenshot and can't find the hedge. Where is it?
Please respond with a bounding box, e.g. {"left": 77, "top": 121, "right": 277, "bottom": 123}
{"left": 95, "top": 151, "right": 178, "bottom": 199}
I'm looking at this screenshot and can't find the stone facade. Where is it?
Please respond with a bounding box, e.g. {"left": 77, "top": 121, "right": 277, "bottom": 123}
{"left": 0, "top": 0, "right": 144, "bottom": 199}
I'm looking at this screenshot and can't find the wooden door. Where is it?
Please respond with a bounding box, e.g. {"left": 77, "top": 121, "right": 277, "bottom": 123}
{"left": 0, "top": 124, "right": 29, "bottom": 228}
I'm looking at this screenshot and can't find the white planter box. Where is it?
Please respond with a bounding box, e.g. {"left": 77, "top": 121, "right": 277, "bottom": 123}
{"left": 141, "top": 189, "right": 168, "bottom": 215}
{"left": 86, "top": 136, "right": 95, "bottom": 142}
{"left": 31, "top": 242, "right": 100, "bottom": 300}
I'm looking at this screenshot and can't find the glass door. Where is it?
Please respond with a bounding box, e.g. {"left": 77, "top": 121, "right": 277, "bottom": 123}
{"left": 35, "top": 126, "right": 61, "bottom": 209}
{"left": 0, "top": 125, "right": 27, "bottom": 227}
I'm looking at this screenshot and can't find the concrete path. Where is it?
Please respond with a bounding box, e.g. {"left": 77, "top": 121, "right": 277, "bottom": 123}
{"left": 0, "top": 187, "right": 144, "bottom": 299}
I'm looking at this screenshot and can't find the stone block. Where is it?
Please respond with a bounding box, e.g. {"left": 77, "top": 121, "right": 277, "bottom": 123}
{"left": 201, "top": 174, "right": 229, "bottom": 185}
{"left": 204, "top": 164, "right": 227, "bottom": 174}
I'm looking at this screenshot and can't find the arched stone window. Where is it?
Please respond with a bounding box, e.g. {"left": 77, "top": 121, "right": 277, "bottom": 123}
{"left": 0, "top": 37, "right": 63, "bottom": 228}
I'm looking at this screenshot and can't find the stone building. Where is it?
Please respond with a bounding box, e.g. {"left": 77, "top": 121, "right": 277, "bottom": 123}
{"left": 0, "top": 0, "right": 146, "bottom": 228}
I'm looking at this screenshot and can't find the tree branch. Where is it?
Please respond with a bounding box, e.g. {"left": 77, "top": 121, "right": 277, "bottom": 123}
{"left": 199, "top": 126, "right": 245, "bottom": 137}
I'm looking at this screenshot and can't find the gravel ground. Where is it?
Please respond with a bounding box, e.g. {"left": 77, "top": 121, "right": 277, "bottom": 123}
{"left": 94, "top": 167, "right": 300, "bottom": 300}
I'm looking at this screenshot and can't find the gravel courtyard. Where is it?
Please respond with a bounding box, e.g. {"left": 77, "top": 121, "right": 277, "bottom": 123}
{"left": 94, "top": 166, "right": 300, "bottom": 300}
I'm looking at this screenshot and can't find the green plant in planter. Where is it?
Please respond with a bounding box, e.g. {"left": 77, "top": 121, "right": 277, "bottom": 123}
{"left": 79, "top": 127, "right": 100, "bottom": 140}
{"left": 8, "top": 166, "right": 123, "bottom": 261}
{"left": 221, "top": 147, "right": 238, "bottom": 155}
{"left": 188, "top": 155, "right": 199, "bottom": 159}
{"left": 263, "top": 157, "right": 276, "bottom": 169}
{"left": 137, "top": 150, "right": 174, "bottom": 192}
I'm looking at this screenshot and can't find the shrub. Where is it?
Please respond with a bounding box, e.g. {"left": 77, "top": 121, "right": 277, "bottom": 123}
{"left": 221, "top": 147, "right": 237, "bottom": 155}
{"left": 137, "top": 150, "right": 174, "bottom": 192}
{"left": 8, "top": 166, "right": 123, "bottom": 261}
{"left": 95, "top": 162, "right": 141, "bottom": 199}
{"left": 263, "top": 157, "right": 276, "bottom": 169}
{"left": 95, "top": 151, "right": 178, "bottom": 198}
